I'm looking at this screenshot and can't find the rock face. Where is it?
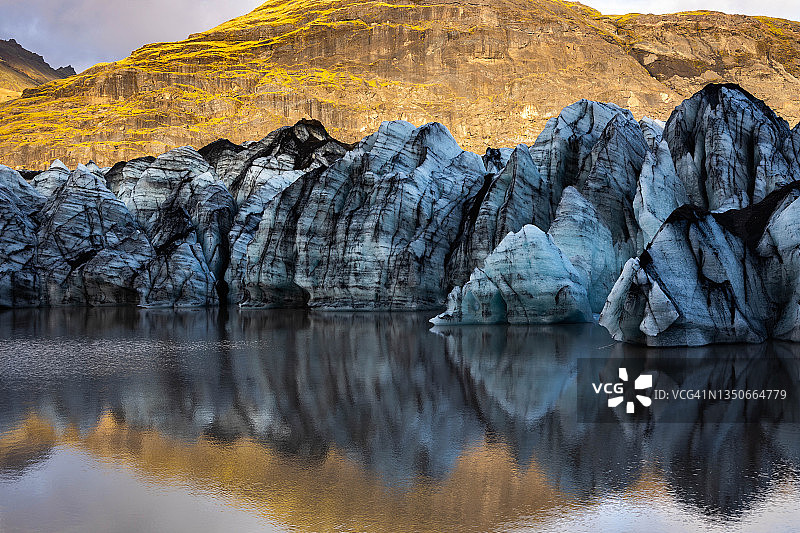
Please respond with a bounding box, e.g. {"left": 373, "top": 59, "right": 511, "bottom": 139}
{"left": 0, "top": 38, "right": 74, "bottom": 102}
{"left": 4, "top": 1, "right": 800, "bottom": 170}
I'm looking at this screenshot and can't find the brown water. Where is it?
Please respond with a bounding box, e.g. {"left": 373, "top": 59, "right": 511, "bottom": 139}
{"left": 0, "top": 308, "right": 799, "bottom": 532}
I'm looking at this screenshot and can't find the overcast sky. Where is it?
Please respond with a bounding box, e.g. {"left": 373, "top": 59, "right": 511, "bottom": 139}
{"left": 0, "top": 0, "right": 798, "bottom": 73}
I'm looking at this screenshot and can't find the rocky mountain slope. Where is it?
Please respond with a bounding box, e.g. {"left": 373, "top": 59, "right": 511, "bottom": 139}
{"left": 1, "top": 0, "right": 799, "bottom": 169}
{"left": 1, "top": 83, "right": 800, "bottom": 345}
{"left": 0, "top": 39, "right": 74, "bottom": 102}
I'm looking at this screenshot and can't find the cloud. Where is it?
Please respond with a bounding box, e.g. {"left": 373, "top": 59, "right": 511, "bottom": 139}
{"left": 0, "top": 0, "right": 263, "bottom": 71}
{"left": 0, "top": 0, "right": 798, "bottom": 73}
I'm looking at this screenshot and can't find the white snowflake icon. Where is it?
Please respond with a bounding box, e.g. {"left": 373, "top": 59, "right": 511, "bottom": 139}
{"left": 608, "top": 367, "right": 653, "bottom": 413}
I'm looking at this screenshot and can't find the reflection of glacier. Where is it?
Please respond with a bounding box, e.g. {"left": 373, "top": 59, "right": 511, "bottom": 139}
{"left": 440, "top": 326, "right": 800, "bottom": 515}
{"left": 0, "top": 309, "right": 485, "bottom": 483}
{"left": 436, "top": 323, "right": 645, "bottom": 496}
{"left": 1, "top": 308, "right": 799, "bottom": 516}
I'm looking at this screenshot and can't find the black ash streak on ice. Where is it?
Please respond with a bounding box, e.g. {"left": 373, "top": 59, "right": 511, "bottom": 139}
{"left": 1, "top": 83, "right": 800, "bottom": 346}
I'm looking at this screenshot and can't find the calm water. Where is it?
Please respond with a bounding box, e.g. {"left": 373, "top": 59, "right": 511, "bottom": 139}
{"left": 1, "top": 308, "right": 799, "bottom": 532}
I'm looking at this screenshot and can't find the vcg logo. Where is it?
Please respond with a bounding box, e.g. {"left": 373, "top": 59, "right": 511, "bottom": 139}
{"left": 592, "top": 367, "right": 654, "bottom": 414}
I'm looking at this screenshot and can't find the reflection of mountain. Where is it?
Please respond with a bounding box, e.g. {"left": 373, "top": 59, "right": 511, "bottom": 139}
{"left": 2, "top": 413, "right": 572, "bottom": 533}
{"left": 1, "top": 308, "right": 799, "bottom": 522}
{"left": 0, "top": 416, "right": 56, "bottom": 479}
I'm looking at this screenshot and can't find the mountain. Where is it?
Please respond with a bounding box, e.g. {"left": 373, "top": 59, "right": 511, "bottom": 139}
{"left": 0, "top": 0, "right": 799, "bottom": 169}
{"left": 0, "top": 39, "right": 75, "bottom": 102}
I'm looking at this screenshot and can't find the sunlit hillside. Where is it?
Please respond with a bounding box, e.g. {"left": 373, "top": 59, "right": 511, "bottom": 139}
{"left": 0, "top": 0, "right": 799, "bottom": 168}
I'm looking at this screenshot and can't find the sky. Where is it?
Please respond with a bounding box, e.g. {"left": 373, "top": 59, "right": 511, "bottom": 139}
{"left": 0, "top": 0, "right": 798, "bottom": 73}
{"left": 0, "top": 0, "right": 263, "bottom": 72}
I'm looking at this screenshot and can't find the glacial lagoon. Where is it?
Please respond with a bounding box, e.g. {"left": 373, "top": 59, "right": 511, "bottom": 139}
{"left": 1, "top": 308, "right": 799, "bottom": 532}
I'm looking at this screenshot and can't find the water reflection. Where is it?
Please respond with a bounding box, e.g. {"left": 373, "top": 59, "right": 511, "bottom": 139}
{"left": 0, "top": 308, "right": 799, "bottom": 530}
{"left": 438, "top": 324, "right": 800, "bottom": 518}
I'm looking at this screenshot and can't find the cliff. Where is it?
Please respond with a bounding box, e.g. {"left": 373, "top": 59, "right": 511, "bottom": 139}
{"left": 0, "top": 0, "right": 798, "bottom": 169}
